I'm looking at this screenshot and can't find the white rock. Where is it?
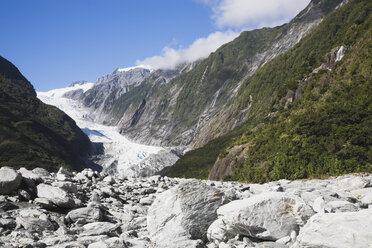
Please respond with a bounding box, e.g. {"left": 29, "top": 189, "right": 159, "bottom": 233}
{"left": 327, "top": 176, "right": 368, "bottom": 191}
{"left": 312, "top": 196, "right": 325, "bottom": 213}
{"left": 294, "top": 209, "right": 372, "bottom": 248}
{"left": 36, "top": 183, "right": 75, "bottom": 208}
{"left": 32, "top": 167, "right": 51, "bottom": 178}
{"left": 351, "top": 188, "right": 372, "bottom": 206}
{"left": 88, "top": 241, "right": 108, "bottom": 248}
{"left": 147, "top": 180, "right": 227, "bottom": 248}
{"left": 0, "top": 167, "right": 22, "bottom": 195}
{"left": 276, "top": 236, "right": 291, "bottom": 244}
{"left": 18, "top": 167, "right": 42, "bottom": 183}
{"left": 56, "top": 167, "right": 73, "bottom": 181}
{"left": 361, "top": 192, "right": 372, "bottom": 206}
{"left": 52, "top": 181, "right": 78, "bottom": 194}
{"left": 103, "top": 176, "right": 115, "bottom": 185}
{"left": 74, "top": 172, "right": 89, "bottom": 182}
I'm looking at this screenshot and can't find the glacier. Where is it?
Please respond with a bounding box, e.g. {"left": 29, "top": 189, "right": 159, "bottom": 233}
{"left": 37, "top": 82, "right": 170, "bottom": 176}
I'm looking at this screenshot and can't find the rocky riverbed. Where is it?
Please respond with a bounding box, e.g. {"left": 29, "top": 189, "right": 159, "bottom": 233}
{"left": 0, "top": 166, "right": 371, "bottom": 248}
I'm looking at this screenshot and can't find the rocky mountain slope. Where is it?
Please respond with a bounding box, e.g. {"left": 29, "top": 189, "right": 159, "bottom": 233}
{"left": 72, "top": 0, "right": 338, "bottom": 148}
{"left": 169, "top": 0, "right": 372, "bottom": 182}
{"left": 80, "top": 67, "right": 151, "bottom": 125}
{"left": 0, "top": 166, "right": 371, "bottom": 247}
{"left": 0, "top": 56, "right": 93, "bottom": 172}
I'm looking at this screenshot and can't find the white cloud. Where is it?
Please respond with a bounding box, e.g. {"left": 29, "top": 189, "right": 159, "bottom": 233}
{"left": 137, "top": 0, "right": 310, "bottom": 70}
{"left": 136, "top": 30, "right": 239, "bottom": 70}
{"left": 210, "top": 0, "right": 311, "bottom": 29}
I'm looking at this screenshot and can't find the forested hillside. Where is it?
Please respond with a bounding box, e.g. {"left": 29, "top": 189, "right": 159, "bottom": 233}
{"left": 168, "top": 0, "right": 372, "bottom": 182}
{"left": 0, "top": 56, "right": 92, "bottom": 171}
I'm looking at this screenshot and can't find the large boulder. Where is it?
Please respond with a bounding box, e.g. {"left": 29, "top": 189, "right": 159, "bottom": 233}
{"left": 294, "top": 209, "right": 372, "bottom": 248}
{"left": 147, "top": 180, "right": 227, "bottom": 248}
{"left": 32, "top": 167, "right": 51, "bottom": 178}
{"left": 36, "top": 183, "right": 75, "bottom": 209}
{"left": 18, "top": 167, "right": 43, "bottom": 184}
{"left": 0, "top": 167, "right": 22, "bottom": 195}
{"left": 207, "top": 192, "right": 314, "bottom": 243}
{"left": 16, "top": 208, "right": 57, "bottom": 232}
{"left": 65, "top": 207, "right": 103, "bottom": 224}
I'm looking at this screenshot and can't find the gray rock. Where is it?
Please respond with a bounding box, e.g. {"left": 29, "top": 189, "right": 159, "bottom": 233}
{"left": 16, "top": 209, "right": 57, "bottom": 231}
{"left": 0, "top": 167, "right": 22, "bottom": 195}
{"left": 65, "top": 207, "right": 103, "bottom": 224}
{"left": 139, "top": 196, "right": 155, "bottom": 205}
{"left": 256, "top": 242, "right": 289, "bottom": 248}
{"left": 0, "top": 217, "right": 16, "bottom": 229}
{"left": 40, "top": 235, "right": 76, "bottom": 246}
{"left": 294, "top": 209, "right": 372, "bottom": 248}
{"left": 81, "top": 222, "right": 120, "bottom": 236}
{"left": 36, "top": 184, "right": 75, "bottom": 209}
{"left": 0, "top": 201, "right": 18, "bottom": 212}
{"left": 324, "top": 200, "right": 358, "bottom": 213}
{"left": 147, "top": 180, "right": 227, "bottom": 247}
{"left": 34, "top": 197, "right": 56, "bottom": 209}
{"left": 52, "top": 181, "right": 78, "bottom": 194}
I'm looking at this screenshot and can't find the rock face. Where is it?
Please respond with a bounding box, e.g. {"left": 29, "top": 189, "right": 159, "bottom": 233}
{"left": 0, "top": 167, "right": 22, "bottom": 195}
{"left": 294, "top": 209, "right": 372, "bottom": 248}
{"left": 0, "top": 167, "right": 370, "bottom": 248}
{"left": 147, "top": 180, "right": 227, "bottom": 247}
{"left": 79, "top": 67, "right": 151, "bottom": 124}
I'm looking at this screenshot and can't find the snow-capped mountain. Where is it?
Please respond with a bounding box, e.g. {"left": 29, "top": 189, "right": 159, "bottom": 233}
{"left": 80, "top": 67, "right": 151, "bottom": 124}
{"left": 37, "top": 77, "right": 179, "bottom": 177}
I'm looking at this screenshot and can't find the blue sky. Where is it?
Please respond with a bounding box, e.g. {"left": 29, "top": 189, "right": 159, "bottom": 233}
{"left": 0, "top": 0, "right": 309, "bottom": 91}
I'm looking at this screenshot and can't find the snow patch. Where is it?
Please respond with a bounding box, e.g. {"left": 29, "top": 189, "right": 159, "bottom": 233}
{"left": 117, "top": 65, "right": 150, "bottom": 72}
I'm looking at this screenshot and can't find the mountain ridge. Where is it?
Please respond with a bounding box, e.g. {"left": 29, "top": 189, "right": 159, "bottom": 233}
{"left": 0, "top": 56, "right": 94, "bottom": 172}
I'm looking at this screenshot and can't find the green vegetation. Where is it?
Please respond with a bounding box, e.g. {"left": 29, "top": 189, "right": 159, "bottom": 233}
{"left": 0, "top": 56, "right": 91, "bottom": 171}
{"left": 167, "top": 126, "right": 245, "bottom": 179}
{"left": 169, "top": 0, "right": 372, "bottom": 182}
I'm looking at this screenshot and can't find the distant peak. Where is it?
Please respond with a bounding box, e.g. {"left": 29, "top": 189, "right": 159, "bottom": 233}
{"left": 68, "top": 80, "right": 89, "bottom": 87}
{"left": 116, "top": 65, "right": 151, "bottom": 73}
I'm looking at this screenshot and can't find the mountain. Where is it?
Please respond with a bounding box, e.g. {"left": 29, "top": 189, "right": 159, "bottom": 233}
{"left": 0, "top": 56, "right": 93, "bottom": 172}
{"left": 73, "top": 0, "right": 341, "bottom": 149}
{"left": 169, "top": 0, "right": 372, "bottom": 182}
{"left": 37, "top": 83, "right": 179, "bottom": 178}
{"left": 80, "top": 67, "right": 151, "bottom": 124}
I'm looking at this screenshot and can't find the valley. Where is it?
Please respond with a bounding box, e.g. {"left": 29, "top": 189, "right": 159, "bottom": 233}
{"left": 37, "top": 83, "right": 179, "bottom": 177}
{"left": 0, "top": 0, "right": 371, "bottom": 247}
